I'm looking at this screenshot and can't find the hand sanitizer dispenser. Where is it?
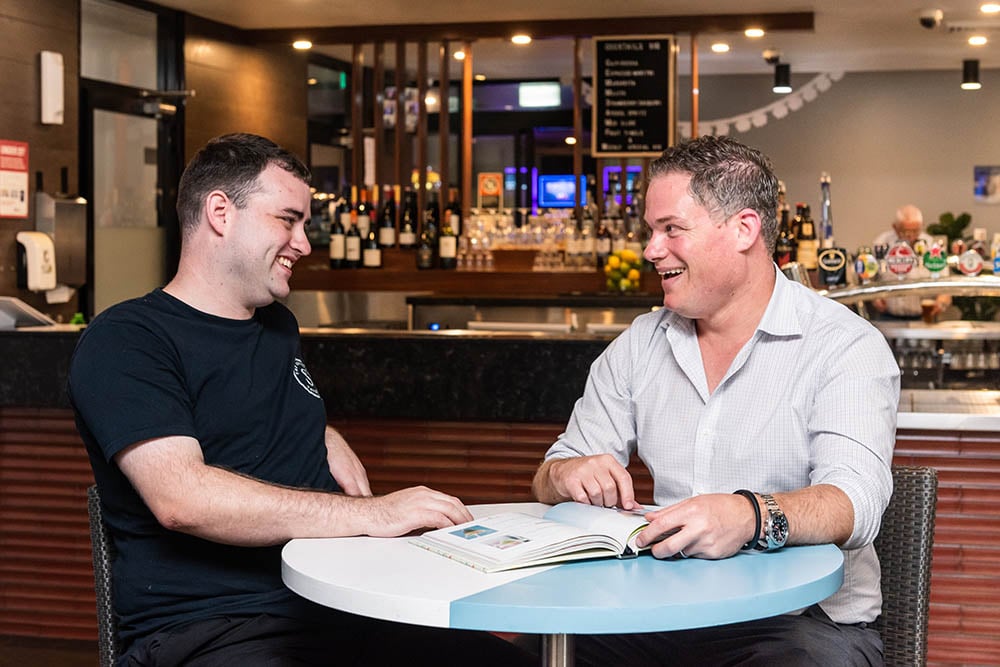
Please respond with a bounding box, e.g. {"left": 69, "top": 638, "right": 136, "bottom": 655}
{"left": 16, "top": 231, "right": 58, "bottom": 291}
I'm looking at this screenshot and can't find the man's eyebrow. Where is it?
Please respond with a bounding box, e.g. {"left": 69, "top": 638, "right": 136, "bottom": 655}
{"left": 280, "top": 206, "right": 307, "bottom": 221}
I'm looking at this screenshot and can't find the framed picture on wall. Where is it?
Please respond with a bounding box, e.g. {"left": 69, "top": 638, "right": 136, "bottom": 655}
{"left": 973, "top": 165, "right": 1000, "bottom": 204}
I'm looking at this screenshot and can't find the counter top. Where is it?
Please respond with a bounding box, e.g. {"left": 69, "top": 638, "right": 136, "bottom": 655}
{"left": 405, "top": 293, "right": 664, "bottom": 308}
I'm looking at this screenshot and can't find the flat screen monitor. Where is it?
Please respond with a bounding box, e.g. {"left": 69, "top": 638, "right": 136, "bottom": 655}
{"left": 0, "top": 296, "right": 56, "bottom": 330}
{"left": 537, "top": 174, "right": 585, "bottom": 209}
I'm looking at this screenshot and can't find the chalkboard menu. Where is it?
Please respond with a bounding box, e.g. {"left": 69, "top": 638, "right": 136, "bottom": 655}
{"left": 592, "top": 35, "right": 674, "bottom": 158}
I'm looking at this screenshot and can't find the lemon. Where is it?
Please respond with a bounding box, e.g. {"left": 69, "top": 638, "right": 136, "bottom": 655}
{"left": 619, "top": 262, "right": 631, "bottom": 274}
{"left": 607, "top": 255, "right": 621, "bottom": 269}
{"left": 619, "top": 278, "right": 632, "bottom": 291}
{"left": 609, "top": 269, "right": 623, "bottom": 282}
{"left": 606, "top": 278, "right": 617, "bottom": 290}
{"left": 604, "top": 264, "right": 614, "bottom": 275}
{"left": 621, "top": 249, "right": 639, "bottom": 264}
{"left": 627, "top": 268, "right": 640, "bottom": 282}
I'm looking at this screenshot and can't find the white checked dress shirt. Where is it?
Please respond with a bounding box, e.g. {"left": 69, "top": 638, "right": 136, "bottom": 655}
{"left": 545, "top": 265, "right": 900, "bottom": 624}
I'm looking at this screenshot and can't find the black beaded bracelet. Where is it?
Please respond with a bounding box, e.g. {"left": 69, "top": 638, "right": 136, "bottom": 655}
{"left": 733, "top": 489, "right": 762, "bottom": 551}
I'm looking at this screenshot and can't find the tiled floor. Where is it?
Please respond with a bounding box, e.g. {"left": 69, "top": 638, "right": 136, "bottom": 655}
{"left": 0, "top": 636, "right": 96, "bottom": 667}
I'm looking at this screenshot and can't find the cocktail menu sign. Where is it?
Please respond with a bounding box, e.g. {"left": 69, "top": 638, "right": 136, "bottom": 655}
{"left": 592, "top": 36, "right": 674, "bottom": 158}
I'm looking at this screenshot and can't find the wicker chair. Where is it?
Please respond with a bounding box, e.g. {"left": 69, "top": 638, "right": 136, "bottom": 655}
{"left": 873, "top": 465, "right": 938, "bottom": 667}
{"left": 87, "top": 485, "right": 120, "bottom": 667}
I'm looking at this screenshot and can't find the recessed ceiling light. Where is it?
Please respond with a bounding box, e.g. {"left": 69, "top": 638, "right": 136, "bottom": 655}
{"left": 711, "top": 42, "right": 731, "bottom": 53}
{"left": 745, "top": 28, "right": 765, "bottom": 38}
{"left": 969, "top": 35, "right": 989, "bottom": 46}
{"left": 511, "top": 34, "right": 532, "bottom": 45}
{"left": 565, "top": 137, "right": 577, "bottom": 145}
{"left": 474, "top": 74, "right": 487, "bottom": 81}
{"left": 307, "top": 77, "right": 318, "bottom": 86}
{"left": 292, "top": 40, "right": 312, "bottom": 50}
{"left": 453, "top": 50, "right": 466, "bottom": 61}
{"left": 981, "top": 3, "right": 1000, "bottom": 14}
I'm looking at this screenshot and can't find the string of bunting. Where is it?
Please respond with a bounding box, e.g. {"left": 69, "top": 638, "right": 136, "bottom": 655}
{"left": 677, "top": 71, "right": 845, "bottom": 139}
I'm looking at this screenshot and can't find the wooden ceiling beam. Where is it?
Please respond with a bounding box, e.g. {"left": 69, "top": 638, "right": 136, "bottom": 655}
{"left": 246, "top": 12, "right": 813, "bottom": 46}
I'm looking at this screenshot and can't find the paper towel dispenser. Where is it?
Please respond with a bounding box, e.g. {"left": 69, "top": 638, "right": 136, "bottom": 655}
{"left": 34, "top": 190, "right": 86, "bottom": 287}
{"left": 16, "top": 231, "right": 57, "bottom": 291}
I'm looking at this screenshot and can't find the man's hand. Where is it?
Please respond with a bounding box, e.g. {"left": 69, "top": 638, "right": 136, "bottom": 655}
{"left": 361, "top": 486, "right": 473, "bottom": 537}
{"left": 325, "top": 426, "right": 371, "bottom": 497}
{"left": 533, "top": 454, "right": 639, "bottom": 509}
{"left": 636, "top": 493, "right": 756, "bottom": 560}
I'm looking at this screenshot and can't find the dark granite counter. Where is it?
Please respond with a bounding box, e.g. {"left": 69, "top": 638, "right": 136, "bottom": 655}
{"left": 1, "top": 327, "right": 610, "bottom": 422}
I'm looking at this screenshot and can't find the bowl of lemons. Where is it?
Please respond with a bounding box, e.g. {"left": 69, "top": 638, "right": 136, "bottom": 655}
{"left": 604, "top": 249, "right": 642, "bottom": 293}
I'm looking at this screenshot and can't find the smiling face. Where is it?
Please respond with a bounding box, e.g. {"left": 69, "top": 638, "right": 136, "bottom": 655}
{"left": 642, "top": 172, "right": 743, "bottom": 320}
{"left": 225, "top": 163, "right": 312, "bottom": 311}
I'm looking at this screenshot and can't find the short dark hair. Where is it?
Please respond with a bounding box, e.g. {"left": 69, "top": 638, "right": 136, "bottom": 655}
{"left": 647, "top": 136, "right": 779, "bottom": 253}
{"left": 176, "top": 133, "right": 311, "bottom": 237}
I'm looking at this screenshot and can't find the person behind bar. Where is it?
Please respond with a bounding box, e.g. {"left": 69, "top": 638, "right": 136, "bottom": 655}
{"left": 68, "top": 133, "right": 531, "bottom": 667}
{"left": 871, "top": 204, "right": 950, "bottom": 320}
{"left": 532, "top": 136, "right": 900, "bottom": 666}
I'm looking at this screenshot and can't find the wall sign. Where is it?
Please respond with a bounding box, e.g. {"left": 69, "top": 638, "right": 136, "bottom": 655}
{"left": 592, "top": 36, "right": 674, "bottom": 158}
{"left": 0, "top": 139, "right": 29, "bottom": 219}
{"left": 478, "top": 172, "right": 502, "bottom": 210}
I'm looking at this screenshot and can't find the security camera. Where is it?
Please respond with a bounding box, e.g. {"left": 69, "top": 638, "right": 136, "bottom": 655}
{"left": 919, "top": 9, "right": 943, "bottom": 29}
{"left": 762, "top": 49, "right": 781, "bottom": 65}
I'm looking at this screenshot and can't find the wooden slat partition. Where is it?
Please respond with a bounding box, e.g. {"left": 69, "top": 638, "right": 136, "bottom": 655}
{"left": 2, "top": 407, "right": 998, "bottom": 666}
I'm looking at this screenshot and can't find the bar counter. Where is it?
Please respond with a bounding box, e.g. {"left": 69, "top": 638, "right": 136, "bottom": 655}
{"left": 1, "top": 326, "right": 998, "bottom": 664}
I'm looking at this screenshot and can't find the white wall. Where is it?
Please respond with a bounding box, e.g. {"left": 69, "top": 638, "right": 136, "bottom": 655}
{"left": 684, "top": 69, "right": 1000, "bottom": 252}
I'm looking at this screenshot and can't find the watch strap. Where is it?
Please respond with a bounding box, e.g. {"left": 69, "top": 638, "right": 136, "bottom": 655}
{"left": 759, "top": 493, "right": 788, "bottom": 550}
{"left": 732, "top": 489, "right": 762, "bottom": 551}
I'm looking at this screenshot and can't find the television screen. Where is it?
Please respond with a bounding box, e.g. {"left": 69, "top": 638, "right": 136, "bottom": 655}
{"left": 538, "top": 174, "right": 584, "bottom": 208}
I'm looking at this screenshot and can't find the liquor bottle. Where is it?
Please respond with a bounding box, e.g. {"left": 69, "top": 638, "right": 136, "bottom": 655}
{"left": 774, "top": 206, "right": 796, "bottom": 268}
{"left": 611, "top": 219, "right": 626, "bottom": 254}
{"left": 378, "top": 186, "right": 397, "bottom": 249}
{"left": 416, "top": 226, "right": 435, "bottom": 269}
{"left": 398, "top": 188, "right": 418, "bottom": 249}
{"left": 328, "top": 196, "right": 347, "bottom": 269}
{"left": 445, "top": 186, "right": 462, "bottom": 238}
{"left": 344, "top": 219, "right": 362, "bottom": 269}
{"left": 595, "top": 218, "right": 612, "bottom": 270}
{"left": 355, "top": 186, "right": 372, "bottom": 239}
{"left": 438, "top": 212, "right": 458, "bottom": 270}
{"left": 422, "top": 195, "right": 440, "bottom": 264}
{"left": 362, "top": 229, "right": 382, "bottom": 268}
{"left": 819, "top": 172, "right": 834, "bottom": 248}
{"left": 795, "top": 204, "right": 818, "bottom": 271}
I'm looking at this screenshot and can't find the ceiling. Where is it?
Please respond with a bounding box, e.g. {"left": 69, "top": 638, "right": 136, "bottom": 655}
{"left": 153, "top": 0, "right": 999, "bottom": 79}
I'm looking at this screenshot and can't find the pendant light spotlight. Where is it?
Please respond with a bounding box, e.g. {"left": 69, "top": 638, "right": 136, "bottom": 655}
{"left": 773, "top": 63, "right": 792, "bottom": 94}
{"left": 962, "top": 59, "right": 982, "bottom": 90}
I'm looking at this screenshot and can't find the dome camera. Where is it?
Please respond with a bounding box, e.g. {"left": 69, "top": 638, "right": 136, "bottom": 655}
{"left": 919, "top": 9, "right": 943, "bottom": 29}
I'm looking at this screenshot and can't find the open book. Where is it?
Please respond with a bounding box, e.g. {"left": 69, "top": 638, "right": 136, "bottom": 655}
{"left": 410, "top": 502, "right": 660, "bottom": 573}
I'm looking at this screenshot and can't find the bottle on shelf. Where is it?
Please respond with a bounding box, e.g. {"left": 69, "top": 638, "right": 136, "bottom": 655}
{"left": 773, "top": 204, "right": 796, "bottom": 268}
{"left": 445, "top": 186, "right": 462, "bottom": 239}
{"left": 355, "top": 186, "right": 372, "bottom": 239}
{"left": 438, "top": 211, "right": 458, "bottom": 270}
{"left": 795, "top": 203, "right": 818, "bottom": 271}
{"left": 416, "top": 225, "right": 435, "bottom": 269}
{"left": 819, "top": 172, "right": 834, "bottom": 248}
{"left": 378, "top": 185, "right": 397, "bottom": 249}
{"left": 362, "top": 229, "right": 382, "bottom": 268}
{"left": 328, "top": 194, "right": 348, "bottom": 269}
{"left": 595, "top": 218, "right": 612, "bottom": 270}
{"left": 398, "top": 187, "right": 418, "bottom": 249}
{"left": 344, "top": 215, "right": 362, "bottom": 269}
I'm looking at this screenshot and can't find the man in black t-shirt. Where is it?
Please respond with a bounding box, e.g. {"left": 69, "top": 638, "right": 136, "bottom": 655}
{"left": 69, "top": 134, "right": 531, "bottom": 666}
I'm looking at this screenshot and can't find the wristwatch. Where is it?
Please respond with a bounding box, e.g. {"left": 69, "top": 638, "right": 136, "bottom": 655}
{"left": 756, "top": 494, "right": 789, "bottom": 551}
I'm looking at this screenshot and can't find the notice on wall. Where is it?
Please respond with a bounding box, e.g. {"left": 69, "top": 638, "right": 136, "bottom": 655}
{"left": 478, "top": 172, "right": 502, "bottom": 210}
{"left": 592, "top": 36, "right": 674, "bottom": 158}
{"left": 0, "top": 139, "right": 29, "bottom": 219}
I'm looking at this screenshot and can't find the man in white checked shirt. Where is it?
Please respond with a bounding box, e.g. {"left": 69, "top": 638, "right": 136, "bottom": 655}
{"left": 533, "top": 136, "right": 900, "bottom": 666}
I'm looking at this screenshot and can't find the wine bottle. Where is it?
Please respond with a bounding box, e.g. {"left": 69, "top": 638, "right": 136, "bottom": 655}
{"left": 345, "top": 219, "right": 362, "bottom": 269}
{"left": 399, "top": 187, "right": 418, "bottom": 249}
{"left": 773, "top": 206, "right": 796, "bottom": 268}
{"left": 445, "top": 186, "right": 462, "bottom": 238}
{"left": 328, "top": 196, "right": 347, "bottom": 269}
{"left": 795, "top": 204, "right": 818, "bottom": 271}
{"left": 355, "top": 186, "right": 372, "bottom": 239}
{"left": 378, "top": 186, "right": 397, "bottom": 249}
{"left": 362, "top": 229, "right": 382, "bottom": 268}
{"left": 438, "top": 212, "right": 458, "bottom": 270}
{"left": 595, "top": 218, "right": 612, "bottom": 270}
{"left": 819, "top": 172, "right": 834, "bottom": 248}
{"left": 416, "top": 226, "right": 435, "bottom": 269}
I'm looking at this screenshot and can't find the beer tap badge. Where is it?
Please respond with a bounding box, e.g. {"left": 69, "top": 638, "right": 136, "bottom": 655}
{"left": 886, "top": 241, "right": 917, "bottom": 277}
{"left": 923, "top": 244, "right": 947, "bottom": 275}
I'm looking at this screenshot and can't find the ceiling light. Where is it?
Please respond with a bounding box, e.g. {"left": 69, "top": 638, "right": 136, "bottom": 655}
{"left": 962, "top": 59, "right": 982, "bottom": 90}
{"left": 981, "top": 3, "right": 1000, "bottom": 14}
{"left": 969, "top": 35, "right": 989, "bottom": 46}
{"left": 453, "top": 49, "right": 466, "bottom": 61}
{"left": 745, "top": 27, "right": 765, "bottom": 38}
{"left": 773, "top": 63, "right": 792, "bottom": 94}
{"left": 711, "top": 42, "right": 731, "bottom": 53}
{"left": 474, "top": 74, "right": 487, "bottom": 81}
{"left": 292, "top": 40, "right": 312, "bottom": 50}
{"left": 565, "top": 137, "right": 577, "bottom": 145}
{"left": 511, "top": 34, "right": 532, "bottom": 45}
{"left": 307, "top": 77, "right": 318, "bottom": 86}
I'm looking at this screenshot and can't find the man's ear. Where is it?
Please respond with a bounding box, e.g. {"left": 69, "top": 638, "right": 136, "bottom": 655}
{"left": 733, "top": 208, "right": 762, "bottom": 252}
{"left": 204, "top": 190, "right": 231, "bottom": 236}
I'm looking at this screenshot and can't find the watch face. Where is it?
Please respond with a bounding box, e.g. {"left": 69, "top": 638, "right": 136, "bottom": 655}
{"left": 770, "top": 513, "right": 789, "bottom": 546}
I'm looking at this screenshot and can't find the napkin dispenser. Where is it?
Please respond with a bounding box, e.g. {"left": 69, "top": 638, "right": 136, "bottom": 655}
{"left": 16, "top": 231, "right": 57, "bottom": 292}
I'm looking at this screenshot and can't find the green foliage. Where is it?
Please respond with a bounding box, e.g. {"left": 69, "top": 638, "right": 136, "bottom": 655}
{"left": 926, "top": 211, "right": 972, "bottom": 244}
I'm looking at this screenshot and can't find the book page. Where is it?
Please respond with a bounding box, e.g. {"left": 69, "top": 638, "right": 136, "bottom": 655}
{"left": 543, "top": 503, "right": 654, "bottom": 554}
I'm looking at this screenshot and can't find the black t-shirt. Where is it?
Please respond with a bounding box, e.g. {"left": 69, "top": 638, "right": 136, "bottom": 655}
{"left": 68, "top": 289, "right": 338, "bottom": 649}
